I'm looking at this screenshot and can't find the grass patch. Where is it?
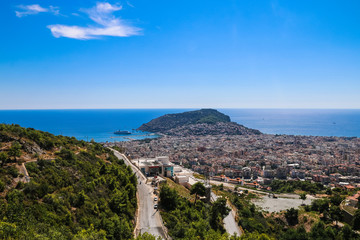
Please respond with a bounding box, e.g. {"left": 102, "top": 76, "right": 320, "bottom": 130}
{"left": 193, "top": 173, "right": 205, "bottom": 180}
{"left": 164, "top": 178, "right": 195, "bottom": 201}
{"left": 343, "top": 205, "right": 357, "bottom": 215}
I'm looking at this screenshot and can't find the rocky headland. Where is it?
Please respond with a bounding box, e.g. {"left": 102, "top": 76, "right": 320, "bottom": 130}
{"left": 137, "top": 109, "right": 261, "bottom": 136}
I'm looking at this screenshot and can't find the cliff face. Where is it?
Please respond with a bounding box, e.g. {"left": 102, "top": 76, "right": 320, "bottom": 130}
{"left": 138, "top": 109, "right": 261, "bottom": 136}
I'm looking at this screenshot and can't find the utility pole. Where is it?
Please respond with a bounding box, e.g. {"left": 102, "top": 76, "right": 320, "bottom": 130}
{"left": 204, "top": 166, "right": 212, "bottom": 203}
{"left": 205, "top": 166, "right": 210, "bottom": 186}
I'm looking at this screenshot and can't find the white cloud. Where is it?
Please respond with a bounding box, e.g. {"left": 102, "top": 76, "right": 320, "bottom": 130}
{"left": 49, "top": 6, "right": 60, "bottom": 16}
{"left": 15, "top": 4, "right": 59, "bottom": 17}
{"left": 48, "top": 24, "right": 139, "bottom": 40}
{"left": 47, "top": 2, "right": 141, "bottom": 40}
{"left": 126, "top": 1, "right": 135, "bottom": 8}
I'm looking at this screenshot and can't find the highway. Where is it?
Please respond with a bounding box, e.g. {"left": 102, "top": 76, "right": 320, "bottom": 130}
{"left": 111, "top": 149, "right": 167, "bottom": 239}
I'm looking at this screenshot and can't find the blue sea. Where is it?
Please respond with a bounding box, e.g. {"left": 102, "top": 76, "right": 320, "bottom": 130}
{"left": 0, "top": 109, "right": 360, "bottom": 142}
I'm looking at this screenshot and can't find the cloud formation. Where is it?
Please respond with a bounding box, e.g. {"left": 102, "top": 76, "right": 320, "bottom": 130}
{"left": 48, "top": 2, "right": 141, "bottom": 40}
{"left": 15, "top": 4, "right": 59, "bottom": 17}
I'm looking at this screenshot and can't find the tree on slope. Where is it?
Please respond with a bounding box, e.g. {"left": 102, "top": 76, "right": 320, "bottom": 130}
{"left": 0, "top": 152, "right": 8, "bottom": 166}
{"left": 190, "top": 182, "right": 206, "bottom": 204}
{"left": 210, "top": 197, "right": 230, "bottom": 232}
{"left": 8, "top": 142, "right": 22, "bottom": 162}
{"left": 159, "top": 184, "right": 178, "bottom": 211}
{"left": 299, "top": 193, "right": 306, "bottom": 205}
{"left": 285, "top": 208, "right": 298, "bottom": 226}
{"left": 353, "top": 209, "right": 360, "bottom": 230}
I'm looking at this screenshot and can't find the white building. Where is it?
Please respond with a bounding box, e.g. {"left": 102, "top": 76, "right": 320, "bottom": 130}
{"left": 133, "top": 156, "right": 174, "bottom": 177}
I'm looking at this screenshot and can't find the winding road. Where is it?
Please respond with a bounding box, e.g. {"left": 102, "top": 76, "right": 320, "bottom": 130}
{"left": 111, "top": 149, "right": 167, "bottom": 239}
{"left": 211, "top": 192, "right": 242, "bottom": 237}
{"left": 194, "top": 177, "right": 242, "bottom": 237}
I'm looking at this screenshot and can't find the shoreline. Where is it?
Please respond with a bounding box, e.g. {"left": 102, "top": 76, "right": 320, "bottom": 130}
{"left": 1, "top": 108, "right": 360, "bottom": 142}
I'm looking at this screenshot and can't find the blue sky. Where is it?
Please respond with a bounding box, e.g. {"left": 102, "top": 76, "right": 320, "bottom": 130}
{"left": 0, "top": 0, "right": 360, "bottom": 109}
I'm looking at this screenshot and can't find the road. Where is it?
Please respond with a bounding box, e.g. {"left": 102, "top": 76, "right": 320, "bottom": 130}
{"left": 20, "top": 161, "right": 32, "bottom": 183}
{"left": 210, "top": 180, "right": 268, "bottom": 196}
{"left": 211, "top": 192, "right": 242, "bottom": 237}
{"left": 210, "top": 180, "right": 316, "bottom": 200}
{"left": 210, "top": 179, "right": 318, "bottom": 213}
{"left": 193, "top": 177, "right": 242, "bottom": 236}
{"left": 111, "top": 149, "right": 167, "bottom": 239}
{"left": 20, "top": 159, "right": 54, "bottom": 183}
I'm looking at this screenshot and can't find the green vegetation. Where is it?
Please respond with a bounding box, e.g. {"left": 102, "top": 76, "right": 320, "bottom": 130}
{"left": 165, "top": 178, "right": 194, "bottom": 200}
{"left": 352, "top": 210, "right": 360, "bottom": 230}
{"left": 231, "top": 193, "right": 271, "bottom": 234}
{"left": 300, "top": 193, "right": 307, "bottom": 205}
{"left": 8, "top": 141, "right": 22, "bottom": 161}
{"left": 0, "top": 124, "right": 137, "bottom": 239}
{"left": 138, "top": 109, "right": 232, "bottom": 133}
{"left": 135, "top": 232, "right": 162, "bottom": 240}
{"left": 159, "top": 182, "right": 235, "bottom": 239}
{"left": 0, "top": 152, "right": 8, "bottom": 166}
{"left": 210, "top": 197, "right": 231, "bottom": 232}
{"left": 159, "top": 184, "right": 179, "bottom": 211}
{"left": 224, "top": 187, "right": 360, "bottom": 240}
{"left": 284, "top": 208, "right": 299, "bottom": 226}
{"left": 112, "top": 145, "right": 126, "bottom": 153}
{"left": 269, "top": 180, "right": 324, "bottom": 194}
{"left": 330, "top": 194, "right": 343, "bottom": 206}
{"left": 193, "top": 173, "right": 205, "bottom": 180}
{"left": 138, "top": 109, "right": 261, "bottom": 136}
{"left": 190, "top": 182, "right": 206, "bottom": 204}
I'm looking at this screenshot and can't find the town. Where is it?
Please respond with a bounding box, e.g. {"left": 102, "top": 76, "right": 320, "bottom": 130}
{"left": 109, "top": 133, "right": 360, "bottom": 192}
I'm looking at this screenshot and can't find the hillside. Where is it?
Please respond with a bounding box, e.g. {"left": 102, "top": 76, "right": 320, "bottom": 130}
{"left": 138, "top": 109, "right": 261, "bottom": 136}
{"left": 0, "top": 124, "right": 137, "bottom": 239}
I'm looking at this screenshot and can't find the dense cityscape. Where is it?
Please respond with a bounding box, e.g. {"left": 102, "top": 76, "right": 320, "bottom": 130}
{"left": 114, "top": 133, "right": 360, "bottom": 189}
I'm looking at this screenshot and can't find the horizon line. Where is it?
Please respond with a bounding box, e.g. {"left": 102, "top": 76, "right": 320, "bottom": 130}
{"left": 1, "top": 107, "right": 360, "bottom": 111}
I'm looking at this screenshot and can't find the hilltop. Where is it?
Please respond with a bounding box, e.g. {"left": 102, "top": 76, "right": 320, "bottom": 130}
{"left": 138, "top": 109, "right": 261, "bottom": 136}
{"left": 0, "top": 124, "right": 137, "bottom": 239}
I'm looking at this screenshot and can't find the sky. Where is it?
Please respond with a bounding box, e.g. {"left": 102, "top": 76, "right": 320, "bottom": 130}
{"left": 0, "top": 0, "right": 360, "bottom": 109}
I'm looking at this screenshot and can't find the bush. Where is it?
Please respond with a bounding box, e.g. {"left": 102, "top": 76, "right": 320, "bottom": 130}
{"left": 270, "top": 180, "right": 324, "bottom": 194}
{"left": 0, "top": 180, "right": 5, "bottom": 192}
{"left": 304, "top": 205, "right": 311, "bottom": 212}
{"left": 311, "top": 199, "right": 329, "bottom": 213}
{"left": 159, "top": 184, "right": 179, "bottom": 211}
{"left": 285, "top": 208, "right": 299, "bottom": 226}
{"left": 7, "top": 167, "right": 19, "bottom": 178}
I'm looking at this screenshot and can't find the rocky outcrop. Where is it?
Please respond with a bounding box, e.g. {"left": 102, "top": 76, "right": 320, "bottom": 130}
{"left": 21, "top": 140, "right": 45, "bottom": 155}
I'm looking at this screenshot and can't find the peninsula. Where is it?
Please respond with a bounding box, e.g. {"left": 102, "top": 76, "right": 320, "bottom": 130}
{"left": 138, "top": 109, "right": 261, "bottom": 136}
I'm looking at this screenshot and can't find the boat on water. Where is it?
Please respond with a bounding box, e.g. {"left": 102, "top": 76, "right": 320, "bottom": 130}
{"left": 114, "top": 130, "right": 131, "bottom": 135}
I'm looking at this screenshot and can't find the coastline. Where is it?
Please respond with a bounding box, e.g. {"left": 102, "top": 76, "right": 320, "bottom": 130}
{"left": 0, "top": 108, "right": 360, "bottom": 142}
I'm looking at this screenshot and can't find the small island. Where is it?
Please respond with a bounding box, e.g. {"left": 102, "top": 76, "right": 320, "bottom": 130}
{"left": 138, "top": 109, "right": 261, "bottom": 136}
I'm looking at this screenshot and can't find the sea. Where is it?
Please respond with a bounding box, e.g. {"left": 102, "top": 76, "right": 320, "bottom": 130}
{"left": 0, "top": 109, "right": 360, "bottom": 142}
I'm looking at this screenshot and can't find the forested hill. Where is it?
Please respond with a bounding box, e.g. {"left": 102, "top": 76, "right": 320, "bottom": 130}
{"left": 0, "top": 124, "right": 137, "bottom": 239}
{"left": 138, "top": 109, "right": 261, "bottom": 136}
